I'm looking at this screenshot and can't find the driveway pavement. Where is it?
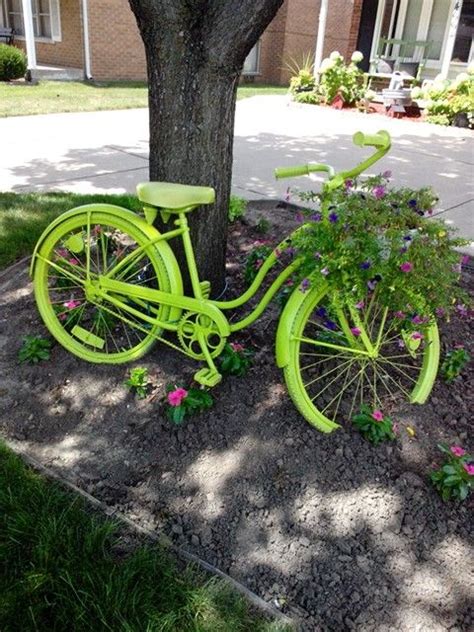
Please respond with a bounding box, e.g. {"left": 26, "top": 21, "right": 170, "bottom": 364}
{"left": 1, "top": 96, "right": 473, "bottom": 251}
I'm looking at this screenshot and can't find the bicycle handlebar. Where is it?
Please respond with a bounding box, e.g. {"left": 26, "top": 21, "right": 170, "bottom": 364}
{"left": 274, "top": 129, "right": 391, "bottom": 184}
{"left": 275, "top": 163, "right": 335, "bottom": 180}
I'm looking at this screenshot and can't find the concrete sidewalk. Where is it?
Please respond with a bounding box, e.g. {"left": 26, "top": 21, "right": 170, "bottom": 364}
{"left": 1, "top": 96, "right": 473, "bottom": 251}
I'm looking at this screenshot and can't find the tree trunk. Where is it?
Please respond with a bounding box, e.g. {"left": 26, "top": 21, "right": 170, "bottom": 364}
{"left": 128, "top": 0, "right": 285, "bottom": 295}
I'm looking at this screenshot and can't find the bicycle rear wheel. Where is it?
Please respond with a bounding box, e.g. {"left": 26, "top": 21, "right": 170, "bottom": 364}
{"left": 34, "top": 209, "right": 173, "bottom": 363}
{"left": 283, "top": 285, "right": 439, "bottom": 431}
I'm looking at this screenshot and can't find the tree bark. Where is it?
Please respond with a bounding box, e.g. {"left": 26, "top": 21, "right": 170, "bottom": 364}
{"left": 128, "top": 0, "right": 284, "bottom": 295}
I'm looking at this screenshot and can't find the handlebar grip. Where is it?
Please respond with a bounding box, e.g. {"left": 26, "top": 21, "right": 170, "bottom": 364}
{"left": 353, "top": 130, "right": 391, "bottom": 150}
{"left": 274, "top": 164, "right": 310, "bottom": 179}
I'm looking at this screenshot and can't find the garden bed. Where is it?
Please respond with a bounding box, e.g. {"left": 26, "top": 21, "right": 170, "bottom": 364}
{"left": 0, "top": 201, "right": 472, "bottom": 631}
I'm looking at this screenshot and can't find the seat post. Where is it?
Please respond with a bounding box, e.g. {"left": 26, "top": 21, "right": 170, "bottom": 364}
{"left": 176, "top": 213, "right": 203, "bottom": 299}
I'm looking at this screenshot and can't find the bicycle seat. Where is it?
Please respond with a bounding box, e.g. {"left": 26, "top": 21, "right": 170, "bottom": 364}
{"left": 137, "top": 182, "right": 215, "bottom": 212}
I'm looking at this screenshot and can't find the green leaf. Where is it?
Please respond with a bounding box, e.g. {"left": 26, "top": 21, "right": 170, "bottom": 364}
{"left": 459, "top": 483, "right": 469, "bottom": 501}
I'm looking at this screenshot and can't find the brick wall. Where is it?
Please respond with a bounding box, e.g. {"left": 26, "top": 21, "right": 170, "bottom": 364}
{"left": 88, "top": 0, "right": 146, "bottom": 81}
{"left": 256, "top": 0, "right": 363, "bottom": 85}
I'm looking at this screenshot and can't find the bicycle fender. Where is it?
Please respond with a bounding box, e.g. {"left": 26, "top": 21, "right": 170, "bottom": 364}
{"left": 275, "top": 283, "right": 328, "bottom": 368}
{"left": 30, "top": 203, "right": 183, "bottom": 297}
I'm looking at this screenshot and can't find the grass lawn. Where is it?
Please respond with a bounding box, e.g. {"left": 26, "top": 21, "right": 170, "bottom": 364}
{"left": 0, "top": 191, "right": 140, "bottom": 269}
{"left": 0, "top": 81, "right": 287, "bottom": 117}
{"left": 0, "top": 441, "right": 288, "bottom": 631}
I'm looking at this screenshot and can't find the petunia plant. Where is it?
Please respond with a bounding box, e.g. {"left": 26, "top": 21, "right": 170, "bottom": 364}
{"left": 440, "top": 346, "right": 471, "bottom": 383}
{"left": 430, "top": 444, "right": 473, "bottom": 501}
{"left": 217, "top": 342, "right": 253, "bottom": 377}
{"left": 352, "top": 405, "right": 396, "bottom": 445}
{"left": 290, "top": 172, "right": 469, "bottom": 334}
{"left": 165, "top": 384, "right": 213, "bottom": 425}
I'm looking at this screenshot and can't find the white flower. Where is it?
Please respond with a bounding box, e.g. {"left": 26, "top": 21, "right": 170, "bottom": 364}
{"left": 468, "top": 62, "right": 474, "bottom": 75}
{"left": 329, "top": 50, "right": 343, "bottom": 61}
{"left": 411, "top": 87, "right": 422, "bottom": 99}
{"left": 319, "top": 58, "right": 335, "bottom": 73}
{"left": 364, "top": 89, "right": 376, "bottom": 101}
{"left": 454, "top": 72, "right": 469, "bottom": 84}
{"left": 351, "top": 51, "right": 363, "bottom": 63}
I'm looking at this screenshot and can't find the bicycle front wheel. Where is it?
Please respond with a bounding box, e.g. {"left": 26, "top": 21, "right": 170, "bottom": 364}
{"left": 34, "top": 208, "right": 174, "bottom": 363}
{"left": 283, "top": 285, "right": 439, "bottom": 431}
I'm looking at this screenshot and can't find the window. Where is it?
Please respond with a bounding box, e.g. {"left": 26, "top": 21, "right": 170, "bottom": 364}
{"left": 243, "top": 42, "right": 260, "bottom": 74}
{"left": 452, "top": 0, "right": 474, "bottom": 63}
{"left": 6, "top": 0, "right": 58, "bottom": 40}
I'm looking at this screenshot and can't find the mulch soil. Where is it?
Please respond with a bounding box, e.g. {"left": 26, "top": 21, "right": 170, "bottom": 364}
{"left": 0, "top": 201, "right": 472, "bottom": 632}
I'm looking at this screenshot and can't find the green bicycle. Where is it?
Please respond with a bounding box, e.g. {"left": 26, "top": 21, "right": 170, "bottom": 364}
{"left": 30, "top": 130, "right": 439, "bottom": 433}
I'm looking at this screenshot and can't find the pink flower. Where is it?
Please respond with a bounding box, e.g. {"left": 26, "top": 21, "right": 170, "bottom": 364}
{"left": 68, "top": 258, "right": 79, "bottom": 265}
{"left": 373, "top": 185, "right": 386, "bottom": 199}
{"left": 63, "top": 299, "right": 81, "bottom": 309}
{"left": 371, "top": 410, "right": 384, "bottom": 422}
{"left": 355, "top": 300, "right": 365, "bottom": 309}
{"left": 350, "top": 327, "right": 361, "bottom": 336}
{"left": 412, "top": 314, "right": 424, "bottom": 325}
{"left": 400, "top": 262, "right": 413, "bottom": 273}
{"left": 167, "top": 388, "right": 188, "bottom": 407}
{"left": 230, "top": 342, "right": 244, "bottom": 353}
{"left": 463, "top": 463, "right": 474, "bottom": 476}
{"left": 394, "top": 311, "right": 406, "bottom": 319}
{"left": 450, "top": 445, "right": 466, "bottom": 457}
{"left": 321, "top": 267, "right": 329, "bottom": 276}
{"left": 461, "top": 254, "right": 470, "bottom": 265}
{"left": 411, "top": 332, "right": 423, "bottom": 340}
{"left": 56, "top": 248, "right": 68, "bottom": 258}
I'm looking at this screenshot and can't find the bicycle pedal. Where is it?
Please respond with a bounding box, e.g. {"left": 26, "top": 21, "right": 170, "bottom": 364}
{"left": 199, "top": 281, "right": 211, "bottom": 299}
{"left": 194, "top": 367, "right": 222, "bottom": 388}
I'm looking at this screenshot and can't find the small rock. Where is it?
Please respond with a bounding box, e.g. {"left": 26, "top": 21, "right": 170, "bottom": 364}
{"left": 284, "top": 437, "right": 294, "bottom": 447}
{"left": 300, "top": 536, "right": 311, "bottom": 547}
{"left": 191, "top": 534, "right": 200, "bottom": 546}
{"left": 171, "top": 523, "right": 183, "bottom": 536}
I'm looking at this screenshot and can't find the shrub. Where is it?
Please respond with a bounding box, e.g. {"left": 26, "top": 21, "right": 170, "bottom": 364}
{"left": 217, "top": 342, "right": 253, "bottom": 376}
{"left": 124, "top": 367, "right": 150, "bottom": 399}
{"left": 228, "top": 195, "right": 247, "bottom": 222}
{"left": 244, "top": 243, "right": 273, "bottom": 286}
{"left": 317, "top": 50, "right": 366, "bottom": 106}
{"left": 0, "top": 44, "right": 27, "bottom": 81}
{"left": 413, "top": 71, "right": 474, "bottom": 127}
{"left": 440, "top": 346, "right": 470, "bottom": 383}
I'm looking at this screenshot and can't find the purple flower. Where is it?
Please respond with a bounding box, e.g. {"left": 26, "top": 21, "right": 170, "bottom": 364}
{"left": 286, "top": 247, "right": 296, "bottom": 257}
{"left": 324, "top": 320, "right": 338, "bottom": 331}
{"left": 345, "top": 179, "right": 354, "bottom": 190}
{"left": 412, "top": 314, "right": 424, "bottom": 325}
{"left": 400, "top": 262, "right": 413, "bottom": 273}
{"left": 456, "top": 304, "right": 468, "bottom": 317}
{"left": 296, "top": 212, "right": 305, "bottom": 223}
{"left": 321, "top": 267, "right": 330, "bottom": 276}
{"left": 316, "top": 307, "right": 327, "bottom": 318}
{"left": 394, "top": 311, "right": 405, "bottom": 319}
{"left": 355, "top": 300, "right": 365, "bottom": 309}
{"left": 310, "top": 212, "right": 322, "bottom": 222}
{"left": 461, "top": 254, "right": 470, "bottom": 265}
{"left": 300, "top": 278, "right": 310, "bottom": 292}
{"left": 360, "top": 260, "right": 371, "bottom": 270}
{"left": 351, "top": 327, "right": 361, "bottom": 336}
{"left": 373, "top": 185, "right": 386, "bottom": 199}
{"left": 329, "top": 212, "right": 339, "bottom": 223}
{"left": 399, "top": 246, "right": 408, "bottom": 254}
{"left": 314, "top": 251, "right": 322, "bottom": 259}
{"left": 435, "top": 307, "right": 445, "bottom": 318}
{"left": 397, "top": 338, "right": 405, "bottom": 349}
{"left": 367, "top": 274, "right": 381, "bottom": 291}
{"left": 408, "top": 199, "right": 418, "bottom": 207}
{"left": 403, "top": 235, "right": 412, "bottom": 241}
{"left": 382, "top": 170, "right": 392, "bottom": 179}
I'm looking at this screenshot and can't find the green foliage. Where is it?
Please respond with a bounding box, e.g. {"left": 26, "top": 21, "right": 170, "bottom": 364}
{"left": 218, "top": 342, "right": 253, "bottom": 377}
{"left": 317, "top": 51, "right": 366, "bottom": 106}
{"left": 440, "top": 347, "right": 470, "bottom": 383}
{"left": 228, "top": 195, "right": 247, "bottom": 222}
{"left": 293, "top": 90, "right": 321, "bottom": 105}
{"left": 414, "top": 71, "right": 474, "bottom": 127}
{"left": 430, "top": 443, "right": 473, "bottom": 502}
{"left": 256, "top": 217, "right": 271, "bottom": 234}
{"left": 0, "top": 441, "right": 287, "bottom": 630}
{"left": 124, "top": 367, "right": 149, "bottom": 398}
{"left": 0, "top": 44, "right": 27, "bottom": 81}
{"left": 292, "top": 174, "right": 469, "bottom": 329}
{"left": 352, "top": 405, "right": 396, "bottom": 445}
{"left": 165, "top": 385, "right": 213, "bottom": 425}
{"left": 244, "top": 243, "right": 273, "bottom": 286}
{"left": 18, "top": 335, "right": 51, "bottom": 364}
